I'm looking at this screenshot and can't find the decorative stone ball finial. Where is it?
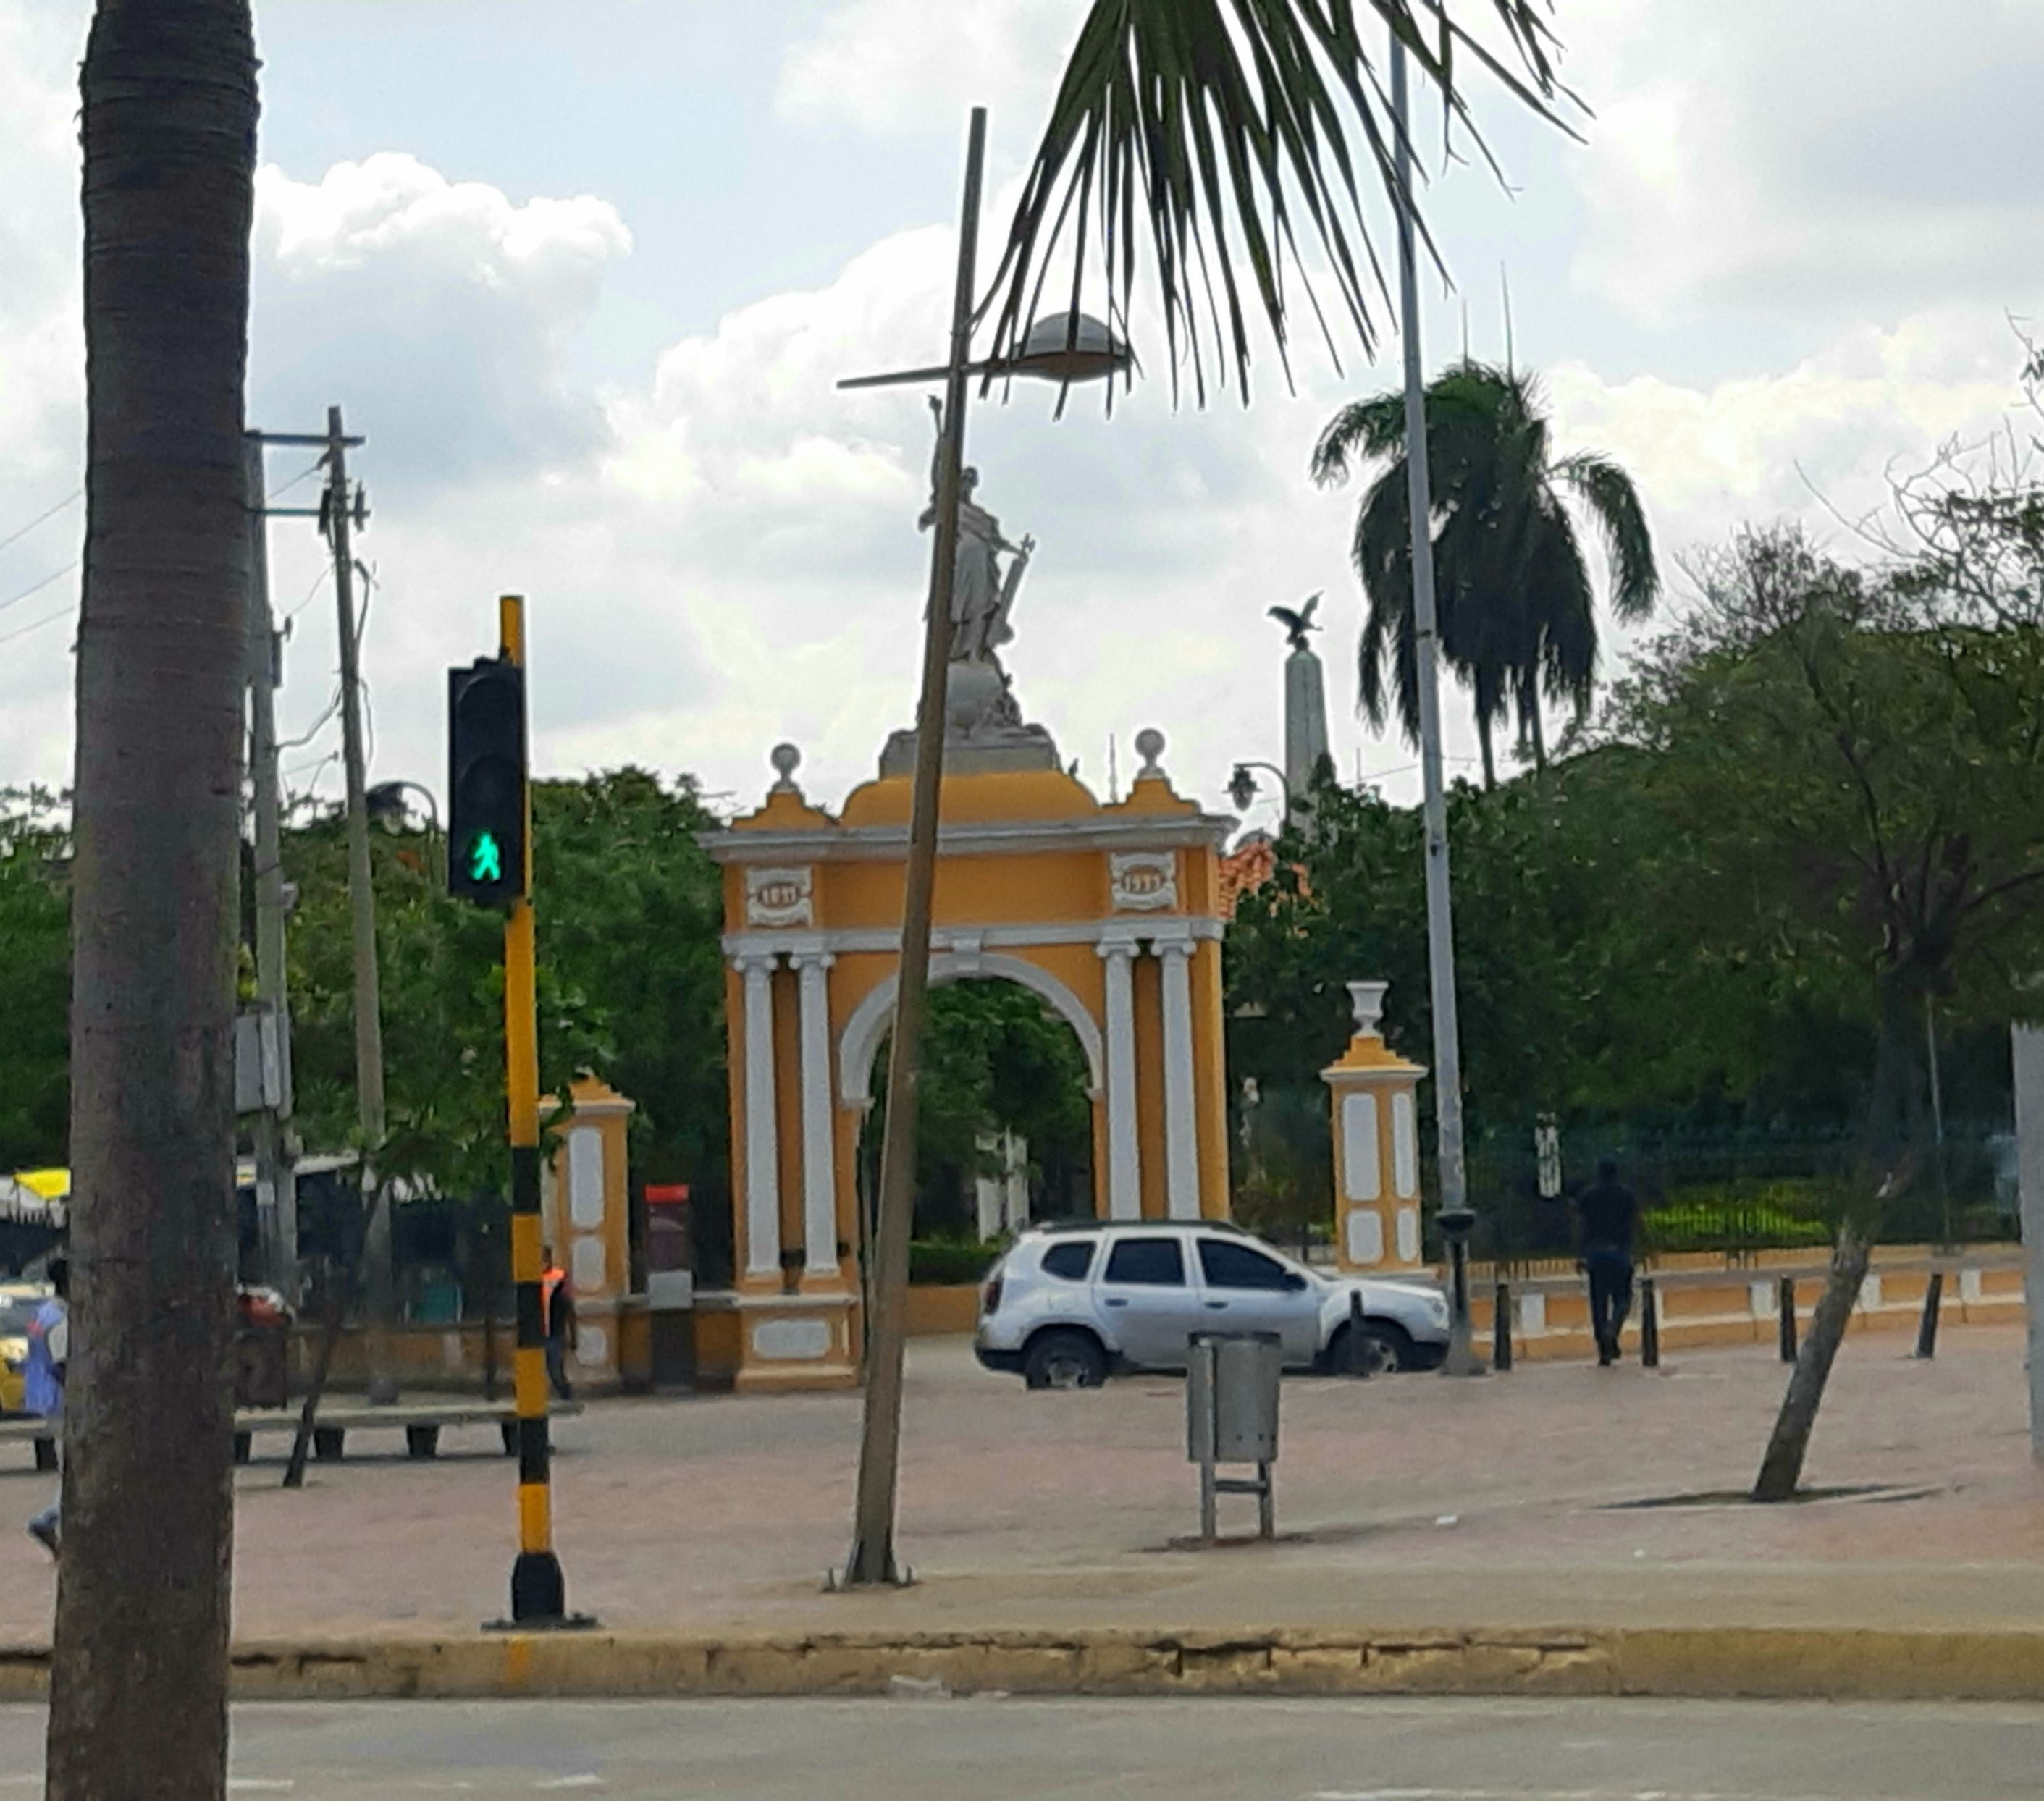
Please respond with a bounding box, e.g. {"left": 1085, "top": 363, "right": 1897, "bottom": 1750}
{"left": 1347, "top": 979, "right": 1389, "bottom": 1039}
{"left": 769, "top": 742, "right": 802, "bottom": 793}
{"left": 1133, "top": 727, "right": 1166, "bottom": 779}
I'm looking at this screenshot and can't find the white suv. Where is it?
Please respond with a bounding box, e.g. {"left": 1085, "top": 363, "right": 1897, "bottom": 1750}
{"left": 974, "top": 1220, "right": 1451, "bottom": 1388}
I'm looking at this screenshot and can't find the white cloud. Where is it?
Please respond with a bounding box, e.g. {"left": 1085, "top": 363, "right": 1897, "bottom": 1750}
{"left": 776, "top": 0, "right": 1076, "bottom": 138}
{"left": 251, "top": 156, "right": 632, "bottom": 486}
{"left": 1561, "top": 0, "right": 2044, "bottom": 322}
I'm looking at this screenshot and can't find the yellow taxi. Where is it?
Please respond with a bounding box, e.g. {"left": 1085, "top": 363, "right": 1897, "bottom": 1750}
{"left": 0, "top": 1283, "right": 53, "bottom": 1417}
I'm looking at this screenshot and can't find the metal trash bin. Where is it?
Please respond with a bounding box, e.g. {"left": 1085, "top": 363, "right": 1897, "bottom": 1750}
{"left": 1186, "top": 1330, "right": 1281, "bottom": 1541}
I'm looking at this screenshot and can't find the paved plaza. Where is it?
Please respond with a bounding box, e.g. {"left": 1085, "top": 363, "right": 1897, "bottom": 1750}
{"left": 3, "top": 1328, "right": 2040, "bottom": 1644}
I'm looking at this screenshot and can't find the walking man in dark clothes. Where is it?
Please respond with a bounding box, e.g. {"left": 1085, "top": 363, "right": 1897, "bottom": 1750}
{"left": 1576, "top": 1160, "right": 1639, "bottom": 1366}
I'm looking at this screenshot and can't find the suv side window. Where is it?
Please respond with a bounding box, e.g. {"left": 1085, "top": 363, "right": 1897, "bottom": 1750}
{"left": 1103, "top": 1237, "right": 1185, "bottom": 1287}
{"left": 1040, "top": 1240, "right": 1096, "bottom": 1281}
{"left": 1198, "top": 1238, "right": 1296, "bottom": 1291}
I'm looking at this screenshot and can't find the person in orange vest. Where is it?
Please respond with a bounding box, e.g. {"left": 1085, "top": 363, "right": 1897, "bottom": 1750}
{"left": 541, "top": 1249, "right": 576, "bottom": 1401}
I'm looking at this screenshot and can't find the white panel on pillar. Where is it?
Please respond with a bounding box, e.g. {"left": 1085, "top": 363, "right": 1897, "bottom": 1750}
{"left": 1341, "top": 1094, "right": 1381, "bottom": 1201}
{"left": 1395, "top": 1207, "right": 1421, "bottom": 1263}
{"left": 1345, "top": 1209, "right": 1384, "bottom": 1265}
{"left": 1391, "top": 1091, "right": 1418, "bottom": 1198}
{"left": 1157, "top": 941, "right": 1200, "bottom": 1219}
{"left": 567, "top": 1128, "right": 604, "bottom": 1230}
{"left": 1098, "top": 941, "right": 1141, "bottom": 1220}
{"left": 737, "top": 953, "right": 782, "bottom": 1278}
{"left": 794, "top": 951, "right": 839, "bottom": 1277}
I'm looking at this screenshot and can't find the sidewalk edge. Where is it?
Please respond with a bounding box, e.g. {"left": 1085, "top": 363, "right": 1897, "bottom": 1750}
{"left": 5, "top": 1625, "right": 2044, "bottom": 1704}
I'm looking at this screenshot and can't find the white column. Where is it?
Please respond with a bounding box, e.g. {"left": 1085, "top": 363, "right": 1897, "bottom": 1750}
{"left": 1157, "top": 940, "right": 1201, "bottom": 1219}
{"left": 736, "top": 953, "right": 781, "bottom": 1280}
{"left": 793, "top": 950, "right": 838, "bottom": 1279}
{"left": 1099, "top": 941, "right": 1141, "bottom": 1219}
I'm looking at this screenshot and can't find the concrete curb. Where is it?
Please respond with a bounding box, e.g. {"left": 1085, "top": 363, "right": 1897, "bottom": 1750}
{"left": 5, "top": 1625, "right": 2044, "bottom": 1703}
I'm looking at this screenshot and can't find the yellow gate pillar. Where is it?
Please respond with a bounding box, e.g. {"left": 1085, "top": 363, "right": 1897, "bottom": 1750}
{"left": 1323, "top": 981, "right": 1427, "bottom": 1274}
{"left": 540, "top": 1076, "right": 640, "bottom": 1391}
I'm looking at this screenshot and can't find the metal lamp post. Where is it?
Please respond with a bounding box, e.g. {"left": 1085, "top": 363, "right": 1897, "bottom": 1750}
{"left": 366, "top": 779, "right": 445, "bottom": 887}
{"left": 1227, "top": 761, "right": 1294, "bottom": 821}
{"left": 836, "top": 106, "right": 1131, "bottom": 1589}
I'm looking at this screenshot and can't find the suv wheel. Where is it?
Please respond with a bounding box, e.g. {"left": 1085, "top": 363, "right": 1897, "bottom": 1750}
{"left": 1023, "top": 1329, "right": 1107, "bottom": 1391}
{"left": 1329, "top": 1319, "right": 1416, "bottom": 1376}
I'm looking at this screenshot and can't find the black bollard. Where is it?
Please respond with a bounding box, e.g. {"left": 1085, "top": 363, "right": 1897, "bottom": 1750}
{"left": 1347, "top": 1286, "right": 1371, "bottom": 1377}
{"left": 1640, "top": 1276, "right": 1660, "bottom": 1369}
{"left": 1913, "top": 1270, "right": 1944, "bottom": 1360}
{"left": 1778, "top": 1276, "right": 1798, "bottom": 1362}
{"left": 1493, "top": 1280, "right": 1513, "bottom": 1372}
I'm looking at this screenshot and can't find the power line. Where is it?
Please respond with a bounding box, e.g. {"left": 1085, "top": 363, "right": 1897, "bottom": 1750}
{"left": 0, "top": 558, "right": 79, "bottom": 617}
{"left": 268, "top": 459, "right": 324, "bottom": 502}
{"left": 0, "top": 598, "right": 77, "bottom": 649}
{"left": 0, "top": 489, "right": 80, "bottom": 559}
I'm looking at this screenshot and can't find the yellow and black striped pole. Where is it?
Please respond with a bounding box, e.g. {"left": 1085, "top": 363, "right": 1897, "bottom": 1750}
{"left": 500, "top": 593, "right": 569, "bottom": 1625}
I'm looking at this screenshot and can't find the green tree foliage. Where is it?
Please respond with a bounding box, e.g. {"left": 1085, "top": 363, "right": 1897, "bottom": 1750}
{"left": 1311, "top": 362, "right": 1658, "bottom": 787}
{"left": 869, "top": 980, "right": 1093, "bottom": 1237}
{"left": 1602, "top": 525, "right": 2044, "bottom": 1496}
{"left": 283, "top": 767, "right": 726, "bottom": 1207}
{"left": 0, "top": 790, "right": 70, "bottom": 1171}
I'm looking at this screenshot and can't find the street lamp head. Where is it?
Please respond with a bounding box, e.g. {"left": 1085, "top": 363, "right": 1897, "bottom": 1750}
{"left": 1010, "top": 311, "right": 1132, "bottom": 384}
{"left": 1228, "top": 764, "right": 1258, "bottom": 812}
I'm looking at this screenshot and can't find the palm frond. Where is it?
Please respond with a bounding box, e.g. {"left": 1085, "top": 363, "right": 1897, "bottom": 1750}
{"left": 987, "top": 0, "right": 1569, "bottom": 405}
{"left": 1311, "top": 392, "right": 1409, "bottom": 486}
{"left": 1557, "top": 451, "right": 1660, "bottom": 618}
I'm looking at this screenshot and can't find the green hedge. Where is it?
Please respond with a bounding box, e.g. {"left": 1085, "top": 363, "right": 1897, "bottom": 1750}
{"left": 909, "top": 1238, "right": 1000, "bottom": 1286}
{"left": 1644, "top": 1182, "right": 1835, "bottom": 1254}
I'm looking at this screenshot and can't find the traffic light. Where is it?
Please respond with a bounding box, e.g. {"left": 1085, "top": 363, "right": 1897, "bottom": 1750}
{"left": 447, "top": 657, "right": 526, "bottom": 905}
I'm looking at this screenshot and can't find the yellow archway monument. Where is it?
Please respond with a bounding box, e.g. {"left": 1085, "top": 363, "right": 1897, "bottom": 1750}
{"left": 702, "top": 727, "right": 1235, "bottom": 1392}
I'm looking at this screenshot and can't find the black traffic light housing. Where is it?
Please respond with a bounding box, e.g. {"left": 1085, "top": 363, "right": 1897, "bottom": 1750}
{"left": 447, "top": 657, "right": 527, "bottom": 905}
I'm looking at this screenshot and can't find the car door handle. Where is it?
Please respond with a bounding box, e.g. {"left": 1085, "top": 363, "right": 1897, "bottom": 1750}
{"left": 1103, "top": 1296, "right": 1129, "bottom": 1308}
{"left": 1203, "top": 1300, "right": 1229, "bottom": 1309}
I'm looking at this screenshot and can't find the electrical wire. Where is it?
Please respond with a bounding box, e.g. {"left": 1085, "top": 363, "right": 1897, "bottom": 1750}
{"left": 0, "top": 597, "right": 76, "bottom": 649}
{"left": 0, "top": 489, "right": 80, "bottom": 558}
{"left": 0, "top": 558, "right": 79, "bottom": 618}
{"left": 266, "top": 459, "right": 324, "bottom": 502}
{"left": 283, "top": 561, "right": 331, "bottom": 625}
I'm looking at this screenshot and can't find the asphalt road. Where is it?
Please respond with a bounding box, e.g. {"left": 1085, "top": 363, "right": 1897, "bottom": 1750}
{"left": 4, "top": 1697, "right": 2040, "bottom": 1798}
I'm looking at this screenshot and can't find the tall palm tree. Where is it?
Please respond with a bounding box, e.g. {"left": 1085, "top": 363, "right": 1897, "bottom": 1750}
{"left": 1311, "top": 361, "right": 1657, "bottom": 786}
{"left": 51, "top": 5, "right": 258, "bottom": 1799}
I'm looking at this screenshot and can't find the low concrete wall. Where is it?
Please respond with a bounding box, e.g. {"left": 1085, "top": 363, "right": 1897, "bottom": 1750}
{"left": 907, "top": 1285, "right": 980, "bottom": 1336}
{"left": 1473, "top": 1249, "right": 2024, "bottom": 1363}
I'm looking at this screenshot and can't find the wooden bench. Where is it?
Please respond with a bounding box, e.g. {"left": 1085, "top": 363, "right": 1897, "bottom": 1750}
{"left": 0, "top": 1400, "right": 582, "bottom": 1469}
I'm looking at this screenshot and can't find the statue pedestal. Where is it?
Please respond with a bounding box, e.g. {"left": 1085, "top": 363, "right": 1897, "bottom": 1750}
{"left": 877, "top": 657, "right": 1062, "bottom": 777}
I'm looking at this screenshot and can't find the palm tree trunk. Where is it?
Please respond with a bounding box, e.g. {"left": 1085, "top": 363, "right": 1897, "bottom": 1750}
{"left": 1752, "top": 969, "right": 1915, "bottom": 1502}
{"left": 49, "top": 7, "right": 258, "bottom": 1800}
{"left": 1475, "top": 712, "right": 1497, "bottom": 791}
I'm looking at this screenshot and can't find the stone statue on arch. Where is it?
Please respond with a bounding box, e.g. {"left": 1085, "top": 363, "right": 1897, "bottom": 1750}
{"left": 920, "top": 395, "right": 1035, "bottom": 666}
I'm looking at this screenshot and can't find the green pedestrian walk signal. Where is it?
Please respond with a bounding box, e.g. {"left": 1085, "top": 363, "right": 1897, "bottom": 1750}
{"left": 466, "top": 830, "right": 505, "bottom": 885}
{"left": 447, "top": 657, "right": 526, "bottom": 906}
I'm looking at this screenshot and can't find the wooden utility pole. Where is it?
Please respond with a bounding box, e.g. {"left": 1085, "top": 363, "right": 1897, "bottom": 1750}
{"left": 322, "top": 404, "right": 397, "bottom": 1402}
{"left": 842, "top": 106, "right": 987, "bottom": 1588}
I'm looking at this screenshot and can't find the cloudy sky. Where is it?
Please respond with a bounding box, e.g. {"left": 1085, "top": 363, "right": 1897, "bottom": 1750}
{"left": 0, "top": 0, "right": 2038, "bottom": 832}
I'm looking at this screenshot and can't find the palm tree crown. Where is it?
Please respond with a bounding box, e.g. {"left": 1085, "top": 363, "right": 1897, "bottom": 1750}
{"left": 1311, "top": 360, "right": 1658, "bottom": 785}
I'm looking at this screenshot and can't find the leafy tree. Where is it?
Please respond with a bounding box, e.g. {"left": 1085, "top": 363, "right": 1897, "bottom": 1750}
{"left": 283, "top": 769, "right": 726, "bottom": 1251}
{"left": 870, "top": 981, "right": 1093, "bottom": 1238}
{"left": 0, "top": 791, "right": 70, "bottom": 1172}
{"left": 54, "top": 4, "right": 258, "bottom": 1795}
{"left": 1311, "top": 362, "right": 1658, "bottom": 786}
{"left": 1607, "top": 526, "right": 2044, "bottom": 1499}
